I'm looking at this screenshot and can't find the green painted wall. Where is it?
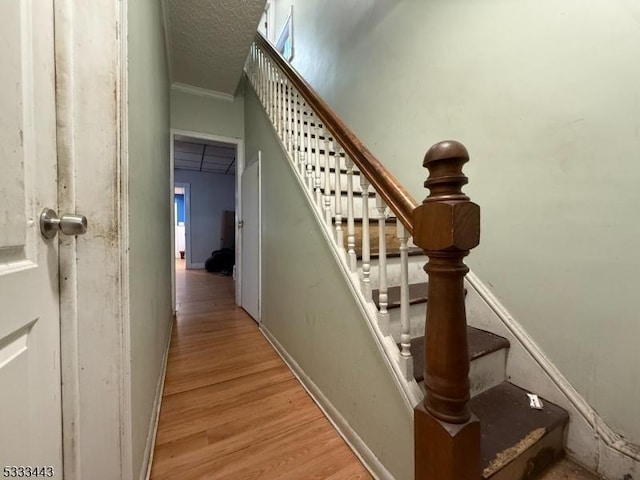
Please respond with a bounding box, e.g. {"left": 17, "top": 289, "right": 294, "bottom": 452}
{"left": 127, "top": 0, "right": 173, "bottom": 477}
{"left": 273, "top": 0, "right": 640, "bottom": 444}
{"left": 171, "top": 88, "right": 244, "bottom": 139}
{"left": 244, "top": 83, "right": 414, "bottom": 479}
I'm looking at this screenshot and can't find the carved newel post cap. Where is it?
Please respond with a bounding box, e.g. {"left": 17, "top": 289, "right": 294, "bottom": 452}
{"left": 423, "top": 140, "right": 469, "bottom": 167}
{"left": 412, "top": 140, "right": 480, "bottom": 251}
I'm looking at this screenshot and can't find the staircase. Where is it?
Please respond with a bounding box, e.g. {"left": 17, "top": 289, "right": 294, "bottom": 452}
{"left": 244, "top": 33, "right": 592, "bottom": 480}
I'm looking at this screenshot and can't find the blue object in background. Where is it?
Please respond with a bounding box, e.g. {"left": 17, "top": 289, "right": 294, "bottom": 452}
{"left": 175, "top": 193, "right": 185, "bottom": 224}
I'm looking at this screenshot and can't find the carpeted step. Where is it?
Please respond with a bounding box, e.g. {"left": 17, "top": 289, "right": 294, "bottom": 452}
{"left": 408, "top": 327, "right": 510, "bottom": 383}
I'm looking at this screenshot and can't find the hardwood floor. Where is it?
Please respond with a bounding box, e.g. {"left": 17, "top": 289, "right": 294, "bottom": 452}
{"left": 150, "top": 266, "right": 372, "bottom": 479}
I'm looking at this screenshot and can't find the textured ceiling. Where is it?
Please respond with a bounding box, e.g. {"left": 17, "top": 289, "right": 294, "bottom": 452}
{"left": 168, "top": 0, "right": 266, "bottom": 95}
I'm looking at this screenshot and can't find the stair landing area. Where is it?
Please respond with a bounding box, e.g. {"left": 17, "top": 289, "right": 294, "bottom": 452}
{"left": 150, "top": 267, "right": 372, "bottom": 479}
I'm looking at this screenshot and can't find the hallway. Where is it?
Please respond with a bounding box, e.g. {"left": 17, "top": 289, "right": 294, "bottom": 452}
{"left": 150, "top": 264, "right": 373, "bottom": 479}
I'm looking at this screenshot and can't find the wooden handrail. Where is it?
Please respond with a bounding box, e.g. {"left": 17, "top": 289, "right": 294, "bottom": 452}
{"left": 255, "top": 33, "right": 418, "bottom": 234}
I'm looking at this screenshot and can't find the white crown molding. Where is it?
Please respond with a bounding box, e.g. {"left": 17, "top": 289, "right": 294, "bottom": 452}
{"left": 171, "top": 82, "right": 235, "bottom": 102}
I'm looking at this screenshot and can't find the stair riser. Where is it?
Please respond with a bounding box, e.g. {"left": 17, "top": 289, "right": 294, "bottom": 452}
{"left": 303, "top": 169, "right": 362, "bottom": 193}
{"left": 324, "top": 171, "right": 361, "bottom": 192}
{"left": 326, "top": 194, "right": 379, "bottom": 221}
{"left": 297, "top": 150, "right": 345, "bottom": 170}
{"left": 367, "top": 255, "right": 427, "bottom": 290}
{"left": 469, "top": 349, "right": 508, "bottom": 398}
{"left": 485, "top": 425, "right": 566, "bottom": 480}
{"left": 350, "top": 220, "right": 402, "bottom": 255}
{"left": 387, "top": 302, "right": 427, "bottom": 342}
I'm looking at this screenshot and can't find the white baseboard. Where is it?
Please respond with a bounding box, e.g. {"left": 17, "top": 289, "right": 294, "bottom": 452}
{"left": 465, "top": 271, "right": 640, "bottom": 480}
{"left": 260, "top": 326, "right": 396, "bottom": 480}
{"left": 141, "top": 317, "right": 174, "bottom": 480}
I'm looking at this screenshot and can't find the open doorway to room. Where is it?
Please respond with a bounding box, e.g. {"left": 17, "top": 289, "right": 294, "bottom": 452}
{"left": 173, "top": 184, "right": 188, "bottom": 271}
{"left": 170, "top": 130, "right": 244, "bottom": 314}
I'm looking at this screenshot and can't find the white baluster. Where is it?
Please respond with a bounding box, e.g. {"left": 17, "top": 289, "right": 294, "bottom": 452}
{"left": 251, "top": 45, "right": 257, "bottom": 85}
{"left": 323, "top": 136, "right": 333, "bottom": 226}
{"left": 286, "top": 81, "right": 292, "bottom": 154}
{"left": 360, "top": 175, "right": 371, "bottom": 299}
{"left": 282, "top": 78, "right": 288, "bottom": 150}
{"left": 274, "top": 69, "right": 280, "bottom": 134}
{"left": 292, "top": 92, "right": 300, "bottom": 161}
{"left": 334, "top": 147, "right": 344, "bottom": 248}
{"left": 397, "top": 222, "right": 413, "bottom": 380}
{"left": 269, "top": 64, "right": 275, "bottom": 122}
{"left": 299, "top": 104, "right": 307, "bottom": 176}
{"left": 261, "top": 52, "right": 267, "bottom": 104}
{"left": 314, "top": 124, "right": 322, "bottom": 206}
{"left": 376, "top": 195, "right": 390, "bottom": 336}
{"left": 257, "top": 49, "right": 262, "bottom": 101}
{"left": 345, "top": 158, "right": 357, "bottom": 272}
{"left": 281, "top": 77, "right": 287, "bottom": 143}
{"left": 292, "top": 90, "right": 299, "bottom": 168}
{"left": 305, "top": 113, "right": 314, "bottom": 191}
{"left": 277, "top": 73, "right": 283, "bottom": 138}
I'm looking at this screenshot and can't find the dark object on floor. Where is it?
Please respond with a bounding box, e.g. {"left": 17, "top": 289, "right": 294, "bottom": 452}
{"left": 205, "top": 248, "right": 234, "bottom": 275}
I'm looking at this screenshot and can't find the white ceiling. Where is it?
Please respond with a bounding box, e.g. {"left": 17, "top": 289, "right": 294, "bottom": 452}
{"left": 174, "top": 135, "right": 236, "bottom": 175}
{"left": 166, "top": 0, "right": 267, "bottom": 96}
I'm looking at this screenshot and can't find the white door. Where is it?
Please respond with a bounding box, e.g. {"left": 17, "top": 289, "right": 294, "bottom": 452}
{"left": 241, "top": 154, "right": 261, "bottom": 322}
{"left": 0, "top": 0, "right": 63, "bottom": 471}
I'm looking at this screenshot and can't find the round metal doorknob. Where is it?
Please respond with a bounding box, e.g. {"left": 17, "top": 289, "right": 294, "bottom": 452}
{"left": 40, "top": 208, "right": 88, "bottom": 239}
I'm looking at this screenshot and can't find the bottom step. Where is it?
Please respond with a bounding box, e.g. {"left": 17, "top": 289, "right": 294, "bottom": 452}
{"left": 471, "top": 382, "right": 569, "bottom": 480}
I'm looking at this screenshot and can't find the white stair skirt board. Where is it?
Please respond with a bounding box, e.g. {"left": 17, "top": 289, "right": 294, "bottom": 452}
{"left": 142, "top": 320, "right": 174, "bottom": 480}
{"left": 260, "top": 326, "right": 396, "bottom": 480}
{"left": 465, "top": 272, "right": 640, "bottom": 478}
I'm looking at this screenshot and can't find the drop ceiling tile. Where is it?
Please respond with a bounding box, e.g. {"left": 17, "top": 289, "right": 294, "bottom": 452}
{"left": 175, "top": 152, "right": 203, "bottom": 162}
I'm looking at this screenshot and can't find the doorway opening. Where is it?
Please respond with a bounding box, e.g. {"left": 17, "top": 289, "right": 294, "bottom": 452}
{"left": 170, "top": 130, "right": 244, "bottom": 314}
{"left": 174, "top": 184, "right": 188, "bottom": 272}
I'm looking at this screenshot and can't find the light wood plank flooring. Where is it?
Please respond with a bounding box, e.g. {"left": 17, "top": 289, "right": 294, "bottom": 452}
{"left": 150, "top": 264, "right": 372, "bottom": 479}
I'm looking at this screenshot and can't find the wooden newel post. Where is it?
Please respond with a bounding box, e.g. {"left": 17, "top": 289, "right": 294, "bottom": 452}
{"left": 412, "top": 141, "right": 481, "bottom": 480}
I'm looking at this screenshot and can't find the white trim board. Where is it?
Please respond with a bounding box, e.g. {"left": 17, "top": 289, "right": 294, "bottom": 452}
{"left": 260, "top": 326, "right": 395, "bottom": 480}
{"left": 171, "top": 82, "right": 234, "bottom": 102}
{"left": 464, "top": 271, "right": 640, "bottom": 479}
{"left": 141, "top": 319, "right": 173, "bottom": 480}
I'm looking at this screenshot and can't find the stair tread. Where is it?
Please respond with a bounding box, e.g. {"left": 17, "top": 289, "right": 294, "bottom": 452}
{"left": 357, "top": 246, "right": 424, "bottom": 260}
{"left": 472, "top": 382, "right": 569, "bottom": 477}
{"left": 407, "top": 327, "right": 510, "bottom": 383}
{"left": 371, "top": 281, "right": 467, "bottom": 310}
